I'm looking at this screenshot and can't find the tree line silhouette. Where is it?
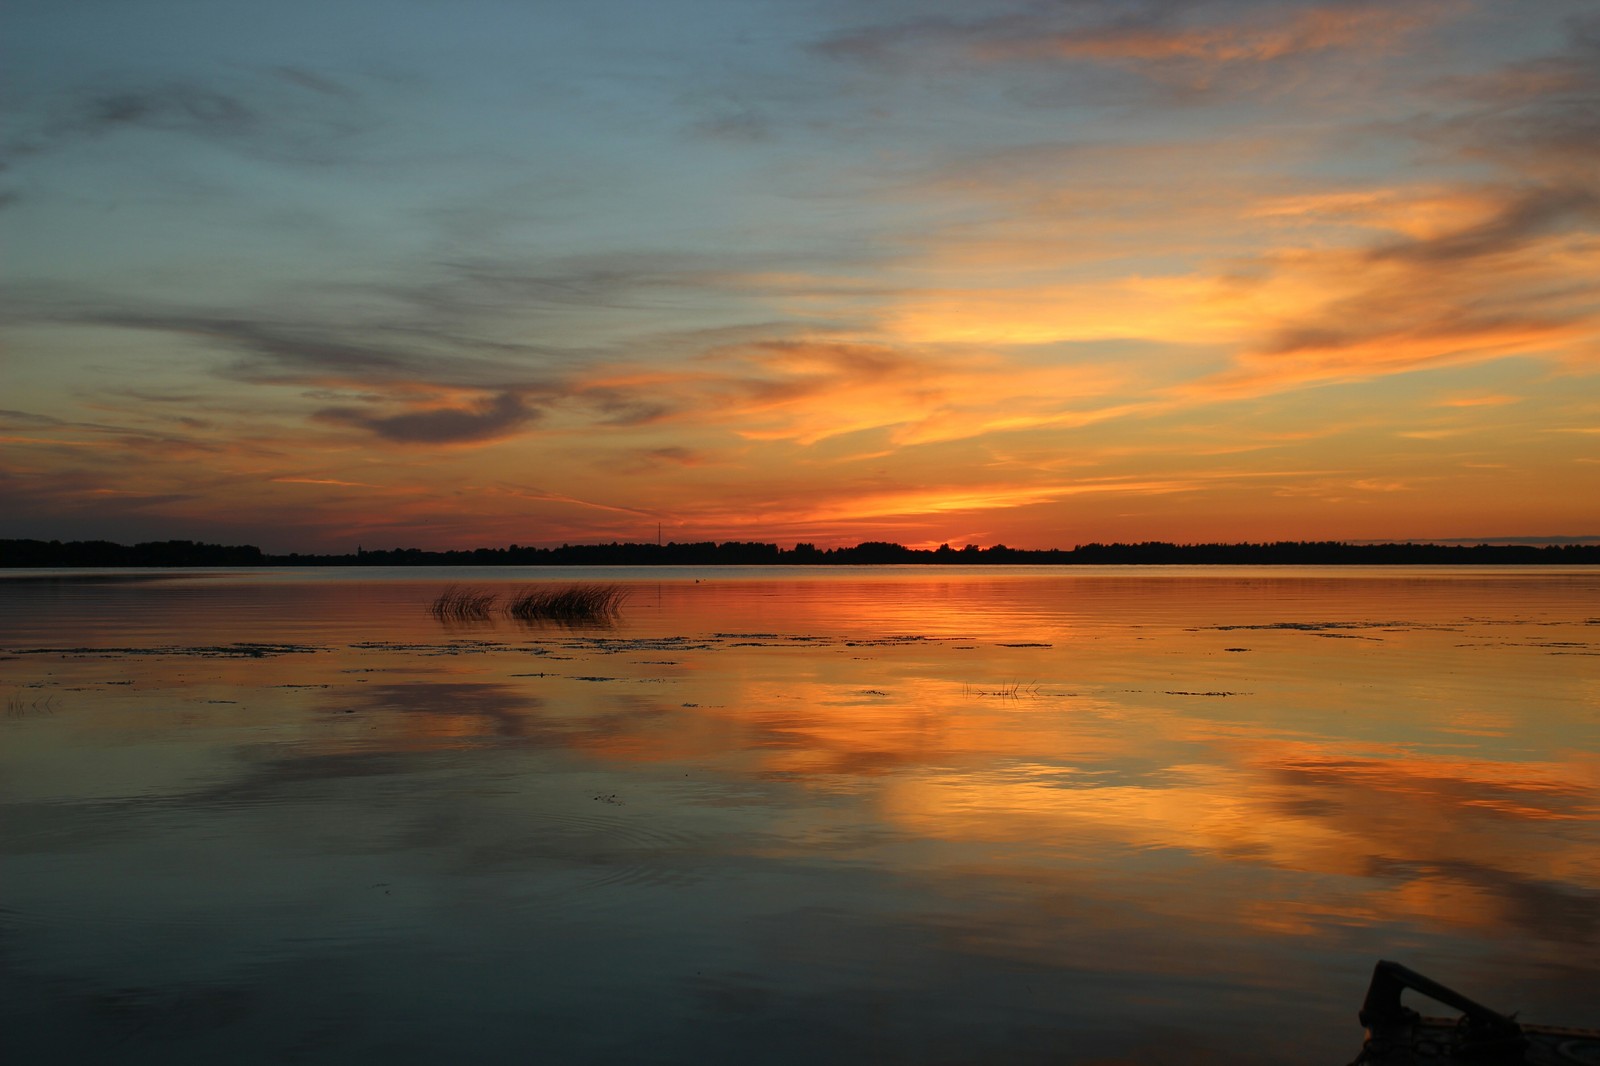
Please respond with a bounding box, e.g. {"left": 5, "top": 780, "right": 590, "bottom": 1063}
{"left": 3, "top": 537, "right": 1598, "bottom": 567}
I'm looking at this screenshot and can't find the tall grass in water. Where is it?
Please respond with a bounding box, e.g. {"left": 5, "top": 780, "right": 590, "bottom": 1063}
{"left": 506, "top": 583, "right": 626, "bottom": 623}
{"left": 428, "top": 585, "right": 500, "bottom": 622}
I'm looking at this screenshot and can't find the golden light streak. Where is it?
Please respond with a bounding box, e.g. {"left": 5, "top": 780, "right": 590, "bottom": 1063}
{"left": 270, "top": 477, "right": 378, "bottom": 487}
{"left": 0, "top": 436, "right": 101, "bottom": 447}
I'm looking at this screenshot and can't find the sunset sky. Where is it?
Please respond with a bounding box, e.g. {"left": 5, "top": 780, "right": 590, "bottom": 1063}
{"left": 4, "top": 0, "right": 1598, "bottom": 552}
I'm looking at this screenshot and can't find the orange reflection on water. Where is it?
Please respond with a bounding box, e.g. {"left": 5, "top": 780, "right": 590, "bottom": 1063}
{"left": 7, "top": 569, "right": 1597, "bottom": 968}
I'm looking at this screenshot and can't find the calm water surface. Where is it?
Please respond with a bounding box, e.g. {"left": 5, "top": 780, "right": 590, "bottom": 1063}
{"left": 2, "top": 566, "right": 1597, "bottom": 1063}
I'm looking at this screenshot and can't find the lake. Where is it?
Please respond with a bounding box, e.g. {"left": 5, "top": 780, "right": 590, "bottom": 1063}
{"left": 2, "top": 566, "right": 1597, "bottom": 1063}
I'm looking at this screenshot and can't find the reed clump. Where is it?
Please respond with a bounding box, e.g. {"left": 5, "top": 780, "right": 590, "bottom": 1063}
{"left": 428, "top": 585, "right": 500, "bottom": 622}
{"left": 506, "top": 583, "right": 626, "bottom": 622}
{"left": 429, "top": 583, "right": 625, "bottom": 624}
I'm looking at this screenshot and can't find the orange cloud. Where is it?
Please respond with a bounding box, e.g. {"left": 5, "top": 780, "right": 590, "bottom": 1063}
{"left": 270, "top": 476, "right": 379, "bottom": 487}
{"left": 1435, "top": 393, "right": 1523, "bottom": 408}
{"left": 995, "top": 5, "right": 1438, "bottom": 67}
{"left": 563, "top": 337, "right": 1141, "bottom": 450}
{"left": 314, "top": 389, "right": 539, "bottom": 446}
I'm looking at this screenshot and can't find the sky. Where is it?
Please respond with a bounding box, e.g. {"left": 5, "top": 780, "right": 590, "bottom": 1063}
{"left": 3, "top": 0, "right": 1598, "bottom": 552}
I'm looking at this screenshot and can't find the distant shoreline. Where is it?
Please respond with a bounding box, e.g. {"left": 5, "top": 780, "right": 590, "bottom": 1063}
{"left": 4, "top": 537, "right": 1599, "bottom": 568}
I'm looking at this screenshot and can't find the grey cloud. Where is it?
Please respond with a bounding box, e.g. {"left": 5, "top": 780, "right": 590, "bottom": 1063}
{"left": 106, "top": 388, "right": 208, "bottom": 405}
{"left": 1369, "top": 186, "right": 1600, "bottom": 264}
{"left": 87, "top": 87, "right": 254, "bottom": 132}
{"left": 813, "top": 16, "right": 953, "bottom": 62}
{"left": 645, "top": 446, "right": 704, "bottom": 466}
{"left": 580, "top": 388, "right": 678, "bottom": 427}
{"left": 10, "top": 240, "right": 864, "bottom": 384}
{"left": 410, "top": 250, "right": 787, "bottom": 314}
{"left": 4, "top": 254, "right": 884, "bottom": 444}
{"left": 86, "top": 312, "right": 412, "bottom": 379}
{"left": 271, "top": 66, "right": 361, "bottom": 101}
{"left": 1261, "top": 308, "right": 1577, "bottom": 359}
{"left": 315, "top": 391, "right": 539, "bottom": 445}
{"left": 1427, "top": 13, "right": 1600, "bottom": 173}
{"left": 74, "top": 310, "right": 564, "bottom": 390}
{"left": 689, "top": 109, "right": 775, "bottom": 142}
{"left": 601, "top": 404, "right": 676, "bottom": 427}
{"left": 0, "top": 407, "right": 218, "bottom": 451}
{"left": 817, "top": 1, "right": 1444, "bottom": 105}
{"left": 747, "top": 338, "right": 921, "bottom": 378}
{"left": 814, "top": 3, "right": 1103, "bottom": 62}
{"left": 5, "top": 73, "right": 382, "bottom": 169}
{"left": 1508, "top": 99, "right": 1600, "bottom": 164}
{"left": 809, "top": 0, "right": 1155, "bottom": 59}
{"left": 7, "top": 287, "right": 789, "bottom": 443}
{"left": 35, "top": 298, "right": 579, "bottom": 448}
{"left": 7, "top": 84, "right": 258, "bottom": 159}
{"left": 817, "top": 2, "right": 1330, "bottom": 61}
{"left": 0, "top": 409, "right": 71, "bottom": 428}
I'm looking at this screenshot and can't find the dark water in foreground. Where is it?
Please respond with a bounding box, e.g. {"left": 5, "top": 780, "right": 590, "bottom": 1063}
{"left": 2, "top": 566, "right": 1597, "bottom": 1064}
